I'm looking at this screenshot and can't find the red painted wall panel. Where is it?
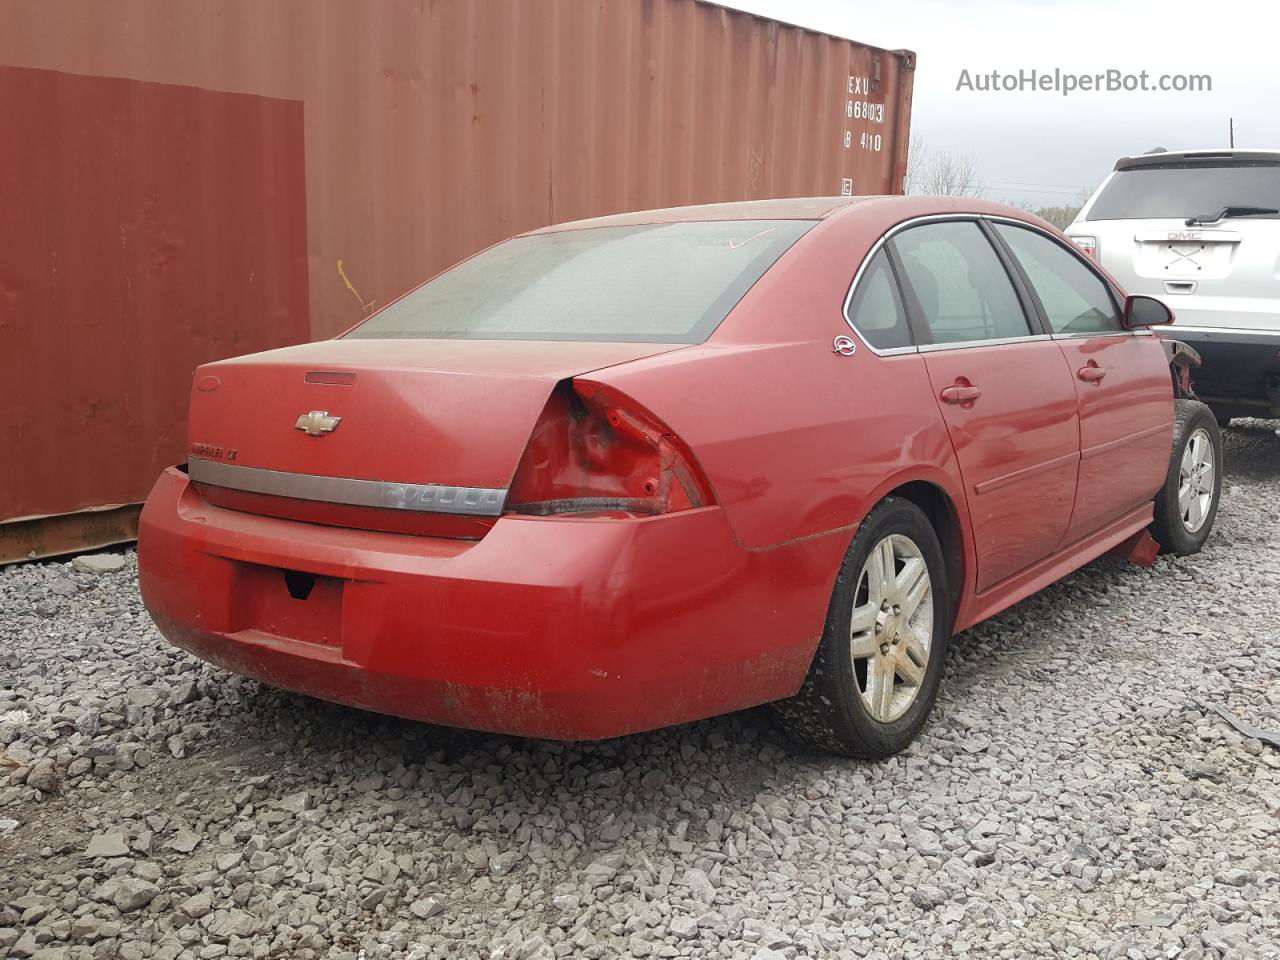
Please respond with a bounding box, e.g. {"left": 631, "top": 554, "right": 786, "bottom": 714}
{"left": 0, "top": 66, "right": 309, "bottom": 521}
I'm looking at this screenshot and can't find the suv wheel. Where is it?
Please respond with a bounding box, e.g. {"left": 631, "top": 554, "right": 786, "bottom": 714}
{"left": 773, "top": 497, "right": 949, "bottom": 758}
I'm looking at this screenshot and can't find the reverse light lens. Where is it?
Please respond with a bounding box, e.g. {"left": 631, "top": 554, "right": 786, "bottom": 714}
{"left": 1070, "top": 235, "right": 1099, "bottom": 260}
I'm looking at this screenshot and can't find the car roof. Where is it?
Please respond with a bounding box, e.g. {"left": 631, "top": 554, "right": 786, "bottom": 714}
{"left": 523, "top": 197, "right": 872, "bottom": 233}
{"left": 526, "top": 195, "right": 1053, "bottom": 234}
{"left": 1114, "top": 149, "right": 1280, "bottom": 170}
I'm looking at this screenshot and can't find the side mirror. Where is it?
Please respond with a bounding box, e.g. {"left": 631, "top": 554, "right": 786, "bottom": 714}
{"left": 1123, "top": 295, "right": 1174, "bottom": 329}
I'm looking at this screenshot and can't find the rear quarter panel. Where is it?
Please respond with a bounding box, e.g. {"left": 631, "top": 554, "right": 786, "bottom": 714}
{"left": 582, "top": 201, "right": 973, "bottom": 554}
{"left": 588, "top": 341, "right": 962, "bottom": 553}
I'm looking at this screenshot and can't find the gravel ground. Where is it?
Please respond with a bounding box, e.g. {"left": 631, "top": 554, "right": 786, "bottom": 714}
{"left": 2, "top": 422, "right": 1279, "bottom": 960}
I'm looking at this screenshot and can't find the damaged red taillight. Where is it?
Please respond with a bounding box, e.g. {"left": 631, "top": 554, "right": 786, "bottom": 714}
{"left": 507, "top": 380, "right": 715, "bottom": 517}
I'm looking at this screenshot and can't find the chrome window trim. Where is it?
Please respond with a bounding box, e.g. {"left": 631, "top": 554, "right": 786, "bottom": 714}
{"left": 917, "top": 334, "right": 1053, "bottom": 354}
{"left": 1050, "top": 330, "right": 1132, "bottom": 341}
{"left": 188, "top": 458, "right": 508, "bottom": 517}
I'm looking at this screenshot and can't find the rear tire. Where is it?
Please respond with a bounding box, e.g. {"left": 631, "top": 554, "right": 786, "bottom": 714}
{"left": 1151, "top": 399, "right": 1222, "bottom": 556}
{"left": 772, "top": 497, "right": 950, "bottom": 759}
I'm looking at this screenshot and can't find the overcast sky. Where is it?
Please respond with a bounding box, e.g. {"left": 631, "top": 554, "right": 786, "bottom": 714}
{"left": 722, "top": 0, "right": 1277, "bottom": 208}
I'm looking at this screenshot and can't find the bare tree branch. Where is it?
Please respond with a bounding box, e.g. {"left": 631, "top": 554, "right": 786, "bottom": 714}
{"left": 904, "top": 138, "right": 986, "bottom": 198}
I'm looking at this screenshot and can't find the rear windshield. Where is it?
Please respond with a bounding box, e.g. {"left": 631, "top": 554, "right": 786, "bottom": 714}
{"left": 346, "top": 219, "right": 815, "bottom": 343}
{"left": 1087, "top": 162, "right": 1280, "bottom": 221}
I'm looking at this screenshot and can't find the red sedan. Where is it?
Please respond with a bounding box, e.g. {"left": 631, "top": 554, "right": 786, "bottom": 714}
{"left": 138, "top": 196, "right": 1222, "bottom": 758}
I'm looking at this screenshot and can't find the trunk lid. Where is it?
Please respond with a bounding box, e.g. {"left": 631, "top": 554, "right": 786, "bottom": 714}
{"left": 186, "top": 338, "right": 686, "bottom": 532}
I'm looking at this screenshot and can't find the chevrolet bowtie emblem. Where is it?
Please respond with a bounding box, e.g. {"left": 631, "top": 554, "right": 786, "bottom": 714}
{"left": 295, "top": 410, "right": 342, "bottom": 436}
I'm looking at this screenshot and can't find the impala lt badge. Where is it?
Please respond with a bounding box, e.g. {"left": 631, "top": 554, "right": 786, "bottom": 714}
{"left": 295, "top": 410, "right": 342, "bottom": 436}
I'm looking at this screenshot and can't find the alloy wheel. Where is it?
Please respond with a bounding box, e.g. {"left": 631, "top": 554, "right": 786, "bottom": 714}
{"left": 849, "top": 533, "right": 934, "bottom": 723}
{"left": 1178, "top": 427, "right": 1215, "bottom": 533}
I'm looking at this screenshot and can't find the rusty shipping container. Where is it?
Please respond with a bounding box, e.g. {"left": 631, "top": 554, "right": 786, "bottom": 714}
{"left": 0, "top": 0, "right": 915, "bottom": 563}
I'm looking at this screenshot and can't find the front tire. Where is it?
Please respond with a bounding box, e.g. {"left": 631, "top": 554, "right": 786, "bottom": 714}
{"left": 1151, "top": 399, "right": 1222, "bottom": 555}
{"left": 773, "top": 497, "right": 950, "bottom": 759}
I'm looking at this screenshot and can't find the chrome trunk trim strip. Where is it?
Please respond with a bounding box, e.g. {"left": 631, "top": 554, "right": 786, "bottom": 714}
{"left": 187, "top": 458, "right": 508, "bottom": 517}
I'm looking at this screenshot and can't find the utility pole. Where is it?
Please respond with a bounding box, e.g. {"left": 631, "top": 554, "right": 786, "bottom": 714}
{"left": 1230, "top": 118, "right": 1235, "bottom": 148}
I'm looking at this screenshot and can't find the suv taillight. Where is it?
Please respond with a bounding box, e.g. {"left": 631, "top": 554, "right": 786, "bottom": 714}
{"left": 507, "top": 380, "right": 715, "bottom": 517}
{"left": 1070, "top": 235, "right": 1099, "bottom": 260}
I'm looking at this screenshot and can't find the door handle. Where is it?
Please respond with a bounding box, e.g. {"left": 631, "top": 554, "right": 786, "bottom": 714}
{"left": 940, "top": 383, "right": 982, "bottom": 404}
{"left": 1077, "top": 363, "right": 1106, "bottom": 383}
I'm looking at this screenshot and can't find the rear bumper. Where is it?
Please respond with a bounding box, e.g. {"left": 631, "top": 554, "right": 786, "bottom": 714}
{"left": 138, "top": 468, "right": 839, "bottom": 739}
{"left": 1161, "top": 326, "right": 1280, "bottom": 415}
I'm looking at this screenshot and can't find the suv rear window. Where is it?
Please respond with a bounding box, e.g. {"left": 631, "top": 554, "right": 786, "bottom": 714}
{"left": 1087, "top": 162, "right": 1280, "bottom": 221}
{"left": 346, "top": 220, "right": 815, "bottom": 343}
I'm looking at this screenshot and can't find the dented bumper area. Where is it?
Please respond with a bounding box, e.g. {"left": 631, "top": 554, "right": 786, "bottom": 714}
{"left": 1164, "top": 328, "right": 1280, "bottom": 417}
{"left": 138, "top": 467, "right": 833, "bottom": 740}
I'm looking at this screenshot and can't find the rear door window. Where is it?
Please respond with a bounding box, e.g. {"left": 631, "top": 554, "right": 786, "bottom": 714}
{"left": 890, "top": 221, "right": 1032, "bottom": 345}
{"left": 846, "top": 249, "right": 912, "bottom": 350}
{"left": 993, "top": 223, "right": 1122, "bottom": 334}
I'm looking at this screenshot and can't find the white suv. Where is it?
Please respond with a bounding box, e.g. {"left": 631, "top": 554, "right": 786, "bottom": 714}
{"left": 1068, "top": 149, "right": 1280, "bottom": 423}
